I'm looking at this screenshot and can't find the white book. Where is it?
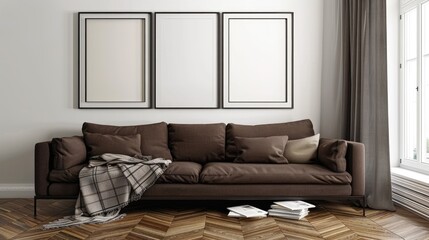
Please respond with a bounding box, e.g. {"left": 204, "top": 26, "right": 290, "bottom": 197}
{"left": 228, "top": 211, "right": 267, "bottom": 218}
{"left": 227, "top": 205, "right": 268, "bottom": 218}
{"left": 268, "top": 208, "right": 309, "bottom": 216}
{"left": 273, "top": 201, "right": 315, "bottom": 211}
{"left": 270, "top": 205, "right": 309, "bottom": 214}
{"left": 268, "top": 211, "right": 308, "bottom": 220}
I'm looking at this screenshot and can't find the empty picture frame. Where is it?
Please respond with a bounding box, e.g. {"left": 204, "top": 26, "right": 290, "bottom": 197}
{"left": 78, "top": 12, "right": 151, "bottom": 108}
{"left": 223, "top": 13, "right": 294, "bottom": 108}
{"left": 155, "top": 13, "right": 219, "bottom": 108}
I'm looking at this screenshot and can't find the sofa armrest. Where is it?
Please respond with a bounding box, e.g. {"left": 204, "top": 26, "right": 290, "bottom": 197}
{"left": 35, "top": 141, "right": 51, "bottom": 196}
{"left": 345, "top": 140, "right": 365, "bottom": 196}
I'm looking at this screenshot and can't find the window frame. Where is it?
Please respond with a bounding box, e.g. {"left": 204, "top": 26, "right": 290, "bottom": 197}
{"left": 399, "top": 0, "right": 429, "bottom": 174}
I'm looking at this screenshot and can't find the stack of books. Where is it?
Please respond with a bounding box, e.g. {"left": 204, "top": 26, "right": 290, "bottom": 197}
{"left": 268, "top": 201, "right": 315, "bottom": 220}
{"left": 227, "top": 205, "right": 268, "bottom": 218}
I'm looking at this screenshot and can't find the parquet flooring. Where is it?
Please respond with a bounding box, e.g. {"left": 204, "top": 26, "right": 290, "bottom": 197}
{"left": 0, "top": 199, "right": 428, "bottom": 240}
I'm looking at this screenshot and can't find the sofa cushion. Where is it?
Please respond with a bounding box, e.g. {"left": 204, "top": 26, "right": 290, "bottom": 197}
{"left": 318, "top": 138, "right": 348, "bottom": 172}
{"left": 157, "top": 162, "right": 202, "bottom": 184}
{"left": 49, "top": 164, "right": 86, "bottom": 183}
{"left": 51, "top": 136, "right": 87, "bottom": 170}
{"left": 84, "top": 132, "right": 142, "bottom": 157}
{"left": 200, "top": 162, "right": 351, "bottom": 184}
{"left": 233, "top": 136, "right": 289, "bottom": 163}
{"left": 226, "top": 119, "right": 315, "bottom": 161}
{"left": 168, "top": 123, "right": 225, "bottom": 163}
{"left": 82, "top": 122, "right": 172, "bottom": 160}
{"left": 284, "top": 134, "right": 320, "bottom": 163}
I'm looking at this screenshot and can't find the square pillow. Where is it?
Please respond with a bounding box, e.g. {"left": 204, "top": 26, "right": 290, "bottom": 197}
{"left": 234, "top": 135, "right": 289, "bottom": 163}
{"left": 84, "top": 132, "right": 142, "bottom": 157}
{"left": 226, "top": 119, "right": 315, "bottom": 161}
{"left": 82, "top": 122, "right": 172, "bottom": 160}
{"left": 318, "top": 138, "right": 348, "bottom": 172}
{"left": 168, "top": 123, "right": 225, "bottom": 163}
{"left": 51, "top": 136, "right": 87, "bottom": 170}
{"left": 284, "top": 134, "right": 320, "bottom": 163}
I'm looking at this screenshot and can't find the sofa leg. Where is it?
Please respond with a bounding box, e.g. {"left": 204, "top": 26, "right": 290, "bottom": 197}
{"left": 362, "top": 196, "right": 366, "bottom": 217}
{"left": 34, "top": 196, "right": 37, "bottom": 217}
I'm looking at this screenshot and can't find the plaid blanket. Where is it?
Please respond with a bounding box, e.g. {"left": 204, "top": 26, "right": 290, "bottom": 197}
{"left": 43, "top": 153, "right": 171, "bottom": 229}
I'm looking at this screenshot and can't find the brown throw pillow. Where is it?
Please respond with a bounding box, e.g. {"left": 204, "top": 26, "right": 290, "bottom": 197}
{"left": 168, "top": 123, "right": 226, "bottom": 163}
{"left": 84, "top": 132, "right": 142, "bottom": 157}
{"left": 82, "top": 122, "right": 172, "bottom": 160}
{"left": 234, "top": 135, "right": 289, "bottom": 163}
{"left": 51, "top": 136, "right": 87, "bottom": 170}
{"left": 318, "top": 138, "right": 348, "bottom": 172}
{"left": 226, "top": 119, "right": 315, "bottom": 161}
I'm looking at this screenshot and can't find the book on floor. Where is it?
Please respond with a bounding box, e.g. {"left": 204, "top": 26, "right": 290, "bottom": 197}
{"left": 273, "top": 200, "right": 316, "bottom": 211}
{"left": 268, "top": 210, "right": 308, "bottom": 220}
{"left": 227, "top": 205, "right": 267, "bottom": 218}
{"left": 268, "top": 200, "right": 315, "bottom": 220}
{"left": 269, "top": 205, "right": 309, "bottom": 215}
{"left": 227, "top": 211, "right": 267, "bottom": 218}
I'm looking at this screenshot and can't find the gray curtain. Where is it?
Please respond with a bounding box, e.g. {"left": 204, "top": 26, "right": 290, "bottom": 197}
{"left": 321, "top": 0, "right": 395, "bottom": 210}
{"left": 344, "top": 0, "right": 395, "bottom": 210}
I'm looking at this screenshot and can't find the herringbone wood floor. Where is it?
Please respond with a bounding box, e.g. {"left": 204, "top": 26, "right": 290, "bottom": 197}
{"left": 0, "top": 199, "right": 428, "bottom": 240}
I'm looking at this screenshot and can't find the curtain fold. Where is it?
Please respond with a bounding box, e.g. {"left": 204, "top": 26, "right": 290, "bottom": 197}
{"left": 322, "top": 0, "right": 395, "bottom": 210}
{"left": 344, "top": 0, "right": 394, "bottom": 210}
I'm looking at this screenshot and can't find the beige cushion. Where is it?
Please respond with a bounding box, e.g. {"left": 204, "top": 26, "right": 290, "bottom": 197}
{"left": 284, "top": 134, "right": 320, "bottom": 163}
{"left": 233, "top": 135, "right": 289, "bottom": 163}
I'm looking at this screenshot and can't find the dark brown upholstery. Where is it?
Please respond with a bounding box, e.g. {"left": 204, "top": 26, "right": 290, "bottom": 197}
{"left": 157, "top": 162, "right": 202, "bottom": 184}
{"left": 51, "top": 136, "right": 86, "bottom": 170}
{"left": 83, "top": 132, "right": 142, "bottom": 157}
{"left": 82, "top": 122, "right": 172, "bottom": 160}
{"left": 234, "top": 135, "right": 289, "bottom": 163}
{"left": 141, "top": 184, "right": 352, "bottom": 198}
{"left": 318, "top": 138, "right": 348, "bottom": 172}
{"left": 226, "top": 119, "right": 315, "bottom": 161}
{"left": 168, "top": 123, "right": 225, "bottom": 163}
{"left": 346, "top": 141, "right": 365, "bottom": 196}
{"left": 35, "top": 120, "right": 365, "bottom": 201}
{"left": 49, "top": 164, "right": 86, "bottom": 183}
{"left": 200, "top": 162, "right": 351, "bottom": 184}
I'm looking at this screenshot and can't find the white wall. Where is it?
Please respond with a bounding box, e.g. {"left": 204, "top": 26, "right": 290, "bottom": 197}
{"left": 0, "top": 0, "right": 324, "bottom": 194}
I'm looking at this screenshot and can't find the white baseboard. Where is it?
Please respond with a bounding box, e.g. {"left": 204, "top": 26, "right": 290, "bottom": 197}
{"left": 0, "top": 184, "right": 34, "bottom": 198}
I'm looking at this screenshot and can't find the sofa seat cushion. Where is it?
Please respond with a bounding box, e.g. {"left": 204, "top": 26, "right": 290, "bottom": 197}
{"left": 200, "top": 162, "right": 351, "bottom": 184}
{"left": 157, "top": 161, "right": 202, "bottom": 184}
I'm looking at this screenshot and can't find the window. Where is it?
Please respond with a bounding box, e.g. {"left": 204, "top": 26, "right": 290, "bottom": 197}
{"left": 400, "top": 0, "right": 429, "bottom": 173}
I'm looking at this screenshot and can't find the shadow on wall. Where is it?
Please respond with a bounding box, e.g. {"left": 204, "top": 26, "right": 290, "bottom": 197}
{"left": 0, "top": 128, "right": 80, "bottom": 184}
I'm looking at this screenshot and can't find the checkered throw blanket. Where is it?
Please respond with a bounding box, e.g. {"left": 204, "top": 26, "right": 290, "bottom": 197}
{"left": 43, "top": 153, "right": 171, "bottom": 229}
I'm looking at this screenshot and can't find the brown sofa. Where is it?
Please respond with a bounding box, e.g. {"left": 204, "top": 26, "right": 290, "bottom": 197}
{"left": 34, "top": 119, "right": 365, "bottom": 215}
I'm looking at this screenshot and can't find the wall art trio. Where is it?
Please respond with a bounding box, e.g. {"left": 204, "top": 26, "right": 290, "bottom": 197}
{"left": 78, "top": 12, "right": 293, "bottom": 109}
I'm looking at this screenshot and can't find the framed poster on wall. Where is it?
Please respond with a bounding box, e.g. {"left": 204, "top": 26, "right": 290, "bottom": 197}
{"left": 223, "top": 13, "right": 294, "bottom": 109}
{"left": 78, "top": 12, "right": 151, "bottom": 108}
{"left": 154, "top": 12, "right": 219, "bottom": 109}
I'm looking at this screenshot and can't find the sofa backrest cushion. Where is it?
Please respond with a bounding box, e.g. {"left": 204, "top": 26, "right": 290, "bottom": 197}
{"left": 84, "top": 132, "right": 142, "bottom": 157}
{"left": 226, "top": 119, "right": 315, "bottom": 161}
{"left": 82, "top": 122, "right": 172, "bottom": 160}
{"left": 233, "top": 135, "right": 289, "bottom": 164}
{"left": 51, "top": 136, "right": 87, "bottom": 170}
{"left": 318, "top": 138, "right": 348, "bottom": 172}
{"left": 168, "top": 123, "right": 226, "bottom": 163}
